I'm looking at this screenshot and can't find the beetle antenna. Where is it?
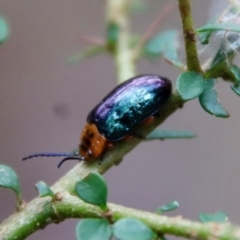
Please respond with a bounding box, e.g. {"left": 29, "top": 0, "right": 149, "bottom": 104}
{"left": 57, "top": 156, "right": 85, "bottom": 168}
{"left": 22, "top": 152, "right": 85, "bottom": 168}
{"left": 22, "top": 152, "right": 79, "bottom": 161}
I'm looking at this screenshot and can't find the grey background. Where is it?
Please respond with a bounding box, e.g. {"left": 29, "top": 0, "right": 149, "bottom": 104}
{"left": 0, "top": 0, "right": 239, "bottom": 239}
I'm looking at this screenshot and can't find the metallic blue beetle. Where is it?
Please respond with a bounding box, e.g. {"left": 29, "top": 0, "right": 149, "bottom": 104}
{"left": 23, "top": 74, "right": 172, "bottom": 167}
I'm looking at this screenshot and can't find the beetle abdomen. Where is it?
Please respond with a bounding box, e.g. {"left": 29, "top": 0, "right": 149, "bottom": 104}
{"left": 87, "top": 75, "right": 172, "bottom": 141}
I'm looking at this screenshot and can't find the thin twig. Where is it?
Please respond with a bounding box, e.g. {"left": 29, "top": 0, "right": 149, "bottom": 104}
{"left": 77, "top": 34, "right": 106, "bottom": 46}
{"left": 1, "top": 191, "right": 240, "bottom": 240}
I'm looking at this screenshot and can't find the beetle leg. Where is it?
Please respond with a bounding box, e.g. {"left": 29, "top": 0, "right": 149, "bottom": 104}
{"left": 153, "top": 112, "right": 161, "bottom": 117}
{"left": 132, "top": 133, "right": 146, "bottom": 139}
{"left": 124, "top": 133, "right": 145, "bottom": 140}
{"left": 98, "top": 155, "right": 105, "bottom": 165}
{"left": 141, "top": 116, "right": 155, "bottom": 125}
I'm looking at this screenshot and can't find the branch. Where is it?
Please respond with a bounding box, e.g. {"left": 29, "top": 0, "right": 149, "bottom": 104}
{"left": 178, "top": 0, "right": 202, "bottom": 73}
{"left": 1, "top": 191, "right": 240, "bottom": 240}
{"left": 106, "top": 0, "right": 136, "bottom": 83}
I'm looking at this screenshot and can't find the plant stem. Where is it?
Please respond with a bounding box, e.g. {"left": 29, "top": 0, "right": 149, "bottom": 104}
{"left": 106, "top": 0, "right": 136, "bottom": 83}
{"left": 178, "top": 0, "right": 202, "bottom": 73}
{"left": 1, "top": 191, "right": 240, "bottom": 240}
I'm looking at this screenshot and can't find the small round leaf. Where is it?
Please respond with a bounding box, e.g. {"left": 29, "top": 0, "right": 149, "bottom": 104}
{"left": 145, "top": 30, "right": 178, "bottom": 57}
{"left": 0, "top": 164, "right": 20, "bottom": 197}
{"left": 75, "top": 172, "right": 108, "bottom": 209}
{"left": 0, "top": 16, "right": 9, "bottom": 44}
{"left": 76, "top": 219, "right": 112, "bottom": 240}
{"left": 113, "top": 218, "right": 154, "bottom": 240}
{"left": 199, "top": 212, "right": 228, "bottom": 223}
{"left": 199, "top": 79, "right": 229, "bottom": 118}
{"left": 157, "top": 200, "right": 179, "bottom": 213}
{"left": 35, "top": 181, "right": 55, "bottom": 198}
{"left": 176, "top": 72, "right": 205, "bottom": 100}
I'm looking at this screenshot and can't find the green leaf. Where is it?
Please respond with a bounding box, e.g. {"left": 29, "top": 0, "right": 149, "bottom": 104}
{"left": 210, "top": 44, "right": 235, "bottom": 69}
{"left": 197, "top": 15, "right": 219, "bottom": 45}
{"left": 196, "top": 22, "right": 240, "bottom": 34}
{"left": 176, "top": 71, "right": 205, "bottom": 100}
{"left": 0, "top": 164, "right": 20, "bottom": 197}
{"left": 164, "top": 45, "right": 184, "bottom": 69}
{"left": 75, "top": 172, "right": 108, "bottom": 210}
{"left": 157, "top": 201, "right": 179, "bottom": 213}
{"left": 35, "top": 181, "right": 55, "bottom": 199}
{"left": 199, "top": 79, "right": 229, "bottom": 118}
{"left": 0, "top": 16, "right": 9, "bottom": 44}
{"left": 144, "top": 30, "right": 183, "bottom": 67}
{"left": 205, "top": 55, "right": 235, "bottom": 80}
{"left": 145, "top": 30, "right": 178, "bottom": 56}
{"left": 113, "top": 218, "right": 155, "bottom": 240}
{"left": 106, "top": 22, "right": 120, "bottom": 52}
{"left": 230, "top": 65, "right": 240, "bottom": 82}
{"left": 230, "top": 65, "right": 240, "bottom": 96}
{"left": 146, "top": 129, "right": 195, "bottom": 140}
{"left": 76, "top": 219, "right": 112, "bottom": 240}
{"left": 199, "top": 212, "right": 228, "bottom": 223}
{"left": 231, "top": 84, "right": 240, "bottom": 96}
{"left": 67, "top": 46, "right": 106, "bottom": 65}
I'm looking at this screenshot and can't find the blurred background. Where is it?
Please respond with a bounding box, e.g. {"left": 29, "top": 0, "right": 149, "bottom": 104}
{"left": 0, "top": 0, "right": 239, "bottom": 239}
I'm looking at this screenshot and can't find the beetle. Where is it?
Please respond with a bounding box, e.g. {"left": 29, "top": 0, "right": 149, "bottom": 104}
{"left": 22, "top": 74, "right": 172, "bottom": 167}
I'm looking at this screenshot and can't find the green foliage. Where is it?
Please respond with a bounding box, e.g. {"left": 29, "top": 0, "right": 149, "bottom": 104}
{"left": 230, "top": 65, "right": 240, "bottom": 83}
{"left": 229, "top": 65, "right": 240, "bottom": 97}
{"left": 231, "top": 84, "right": 240, "bottom": 96}
{"left": 106, "top": 22, "right": 120, "bottom": 52}
{"left": 146, "top": 129, "right": 195, "bottom": 140}
{"left": 76, "top": 219, "right": 112, "bottom": 240}
{"left": 75, "top": 172, "right": 108, "bottom": 210}
{"left": 199, "top": 212, "right": 228, "bottom": 223}
{"left": 157, "top": 201, "right": 179, "bottom": 214}
{"left": 0, "top": 164, "right": 21, "bottom": 200}
{"left": 176, "top": 72, "right": 205, "bottom": 100}
{"left": 112, "top": 218, "right": 155, "bottom": 240}
{"left": 197, "top": 22, "right": 240, "bottom": 34}
{"left": 144, "top": 30, "right": 183, "bottom": 68}
{"left": 199, "top": 79, "right": 229, "bottom": 118}
{"left": 197, "top": 15, "right": 219, "bottom": 45}
{"left": 35, "top": 181, "right": 55, "bottom": 199}
{"left": 0, "top": 16, "right": 9, "bottom": 44}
